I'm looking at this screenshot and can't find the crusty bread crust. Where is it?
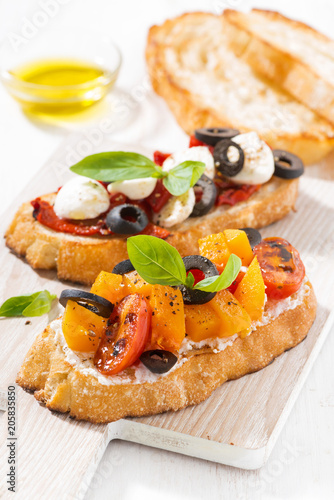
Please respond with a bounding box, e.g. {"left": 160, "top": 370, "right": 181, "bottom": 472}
{"left": 146, "top": 12, "right": 334, "bottom": 164}
{"left": 16, "top": 283, "right": 317, "bottom": 424}
{"left": 223, "top": 9, "right": 334, "bottom": 125}
{"left": 5, "top": 177, "right": 299, "bottom": 285}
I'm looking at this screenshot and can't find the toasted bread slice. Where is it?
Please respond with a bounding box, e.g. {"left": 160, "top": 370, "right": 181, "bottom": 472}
{"left": 5, "top": 177, "right": 298, "bottom": 285}
{"left": 16, "top": 281, "right": 316, "bottom": 423}
{"left": 146, "top": 12, "right": 334, "bottom": 164}
{"left": 223, "top": 9, "right": 334, "bottom": 125}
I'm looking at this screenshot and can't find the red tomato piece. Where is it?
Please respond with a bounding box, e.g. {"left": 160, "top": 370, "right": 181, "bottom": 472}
{"left": 109, "top": 192, "right": 127, "bottom": 208}
{"left": 129, "top": 199, "right": 151, "bottom": 218}
{"left": 31, "top": 198, "right": 112, "bottom": 236}
{"left": 145, "top": 179, "right": 172, "bottom": 213}
{"left": 216, "top": 185, "right": 261, "bottom": 207}
{"left": 187, "top": 269, "right": 206, "bottom": 285}
{"left": 153, "top": 150, "right": 170, "bottom": 166}
{"left": 139, "top": 223, "right": 170, "bottom": 239}
{"left": 31, "top": 198, "right": 169, "bottom": 239}
{"left": 253, "top": 237, "right": 305, "bottom": 300}
{"left": 94, "top": 294, "right": 151, "bottom": 375}
{"left": 189, "top": 135, "right": 214, "bottom": 153}
{"left": 227, "top": 270, "right": 246, "bottom": 294}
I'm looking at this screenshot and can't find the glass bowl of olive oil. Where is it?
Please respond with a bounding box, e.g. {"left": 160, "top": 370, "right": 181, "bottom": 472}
{"left": 0, "top": 30, "right": 122, "bottom": 117}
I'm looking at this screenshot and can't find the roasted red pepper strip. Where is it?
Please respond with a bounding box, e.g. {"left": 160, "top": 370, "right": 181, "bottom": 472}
{"left": 189, "top": 135, "right": 214, "bottom": 154}
{"left": 216, "top": 184, "right": 261, "bottom": 207}
{"left": 146, "top": 179, "right": 172, "bottom": 213}
{"left": 153, "top": 150, "right": 171, "bottom": 166}
{"left": 31, "top": 198, "right": 110, "bottom": 236}
{"left": 139, "top": 223, "right": 170, "bottom": 239}
{"left": 108, "top": 192, "right": 127, "bottom": 208}
{"left": 31, "top": 198, "right": 170, "bottom": 239}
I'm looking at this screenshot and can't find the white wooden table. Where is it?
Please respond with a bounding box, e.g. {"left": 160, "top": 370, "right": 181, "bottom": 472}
{"left": 0, "top": 1, "right": 333, "bottom": 499}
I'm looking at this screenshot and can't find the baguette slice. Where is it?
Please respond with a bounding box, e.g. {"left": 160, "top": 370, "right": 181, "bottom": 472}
{"left": 6, "top": 177, "right": 299, "bottom": 285}
{"left": 16, "top": 281, "right": 317, "bottom": 423}
{"left": 223, "top": 9, "right": 334, "bottom": 125}
{"left": 146, "top": 12, "right": 334, "bottom": 164}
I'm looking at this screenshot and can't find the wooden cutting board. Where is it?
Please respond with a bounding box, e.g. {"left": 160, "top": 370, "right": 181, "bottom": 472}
{"left": 0, "top": 134, "right": 333, "bottom": 499}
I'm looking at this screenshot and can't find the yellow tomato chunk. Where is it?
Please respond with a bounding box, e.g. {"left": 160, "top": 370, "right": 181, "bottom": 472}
{"left": 185, "top": 303, "right": 221, "bottom": 342}
{"left": 62, "top": 300, "right": 107, "bottom": 352}
{"left": 198, "top": 232, "right": 231, "bottom": 267}
{"left": 90, "top": 271, "right": 127, "bottom": 305}
{"left": 122, "top": 271, "right": 153, "bottom": 298}
{"left": 234, "top": 256, "right": 265, "bottom": 321}
{"left": 223, "top": 229, "right": 254, "bottom": 267}
{"left": 148, "top": 285, "right": 185, "bottom": 352}
{"left": 210, "top": 289, "right": 251, "bottom": 337}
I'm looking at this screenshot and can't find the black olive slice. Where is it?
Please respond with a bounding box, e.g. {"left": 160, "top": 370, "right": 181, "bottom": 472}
{"left": 178, "top": 255, "right": 219, "bottom": 305}
{"left": 273, "top": 150, "right": 304, "bottom": 179}
{"left": 112, "top": 259, "right": 135, "bottom": 275}
{"left": 213, "top": 139, "right": 245, "bottom": 177}
{"left": 195, "top": 127, "right": 240, "bottom": 146}
{"left": 106, "top": 204, "right": 148, "bottom": 235}
{"left": 140, "top": 350, "right": 178, "bottom": 374}
{"left": 59, "top": 289, "right": 113, "bottom": 318}
{"left": 239, "top": 228, "right": 262, "bottom": 249}
{"left": 190, "top": 174, "right": 217, "bottom": 218}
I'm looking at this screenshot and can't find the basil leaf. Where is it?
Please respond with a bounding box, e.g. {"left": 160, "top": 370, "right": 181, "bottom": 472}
{"left": 0, "top": 292, "right": 40, "bottom": 317}
{"left": 23, "top": 290, "right": 57, "bottom": 317}
{"left": 163, "top": 161, "right": 205, "bottom": 196}
{"left": 70, "top": 152, "right": 164, "bottom": 182}
{"left": 184, "top": 272, "right": 195, "bottom": 289}
{"left": 194, "top": 254, "right": 241, "bottom": 292}
{"left": 0, "top": 290, "right": 57, "bottom": 317}
{"left": 127, "top": 235, "right": 187, "bottom": 286}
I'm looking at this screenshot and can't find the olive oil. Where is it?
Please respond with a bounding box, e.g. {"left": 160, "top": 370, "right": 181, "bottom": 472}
{"left": 10, "top": 58, "right": 115, "bottom": 115}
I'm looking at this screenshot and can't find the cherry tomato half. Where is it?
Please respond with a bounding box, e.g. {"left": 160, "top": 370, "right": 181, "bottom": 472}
{"left": 94, "top": 294, "right": 151, "bottom": 375}
{"left": 253, "top": 237, "right": 305, "bottom": 300}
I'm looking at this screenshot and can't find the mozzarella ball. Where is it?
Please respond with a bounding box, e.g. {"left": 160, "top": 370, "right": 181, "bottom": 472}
{"left": 163, "top": 146, "right": 215, "bottom": 179}
{"left": 225, "top": 132, "right": 274, "bottom": 185}
{"left": 107, "top": 177, "right": 157, "bottom": 200}
{"left": 54, "top": 176, "right": 110, "bottom": 220}
{"left": 153, "top": 189, "right": 195, "bottom": 228}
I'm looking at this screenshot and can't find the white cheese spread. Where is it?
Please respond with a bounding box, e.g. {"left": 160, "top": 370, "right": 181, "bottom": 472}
{"left": 52, "top": 280, "right": 310, "bottom": 386}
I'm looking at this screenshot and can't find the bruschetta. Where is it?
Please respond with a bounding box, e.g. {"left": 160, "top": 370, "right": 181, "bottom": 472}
{"left": 16, "top": 230, "right": 317, "bottom": 423}
{"left": 6, "top": 129, "right": 302, "bottom": 285}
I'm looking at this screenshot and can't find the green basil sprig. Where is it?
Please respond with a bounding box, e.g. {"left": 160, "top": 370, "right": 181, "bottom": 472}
{"left": 70, "top": 152, "right": 205, "bottom": 197}
{"left": 127, "top": 236, "right": 241, "bottom": 293}
{"left": 0, "top": 290, "right": 57, "bottom": 317}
